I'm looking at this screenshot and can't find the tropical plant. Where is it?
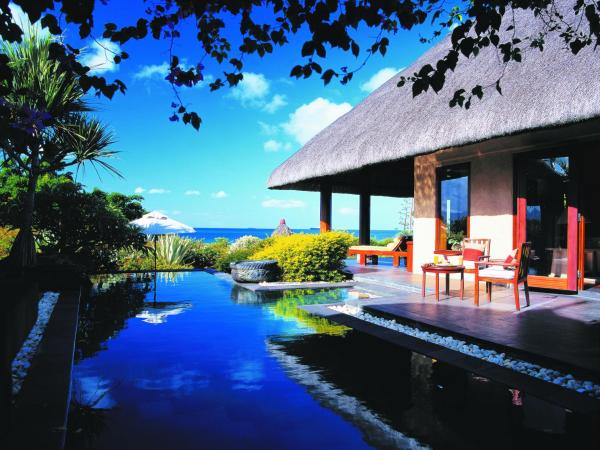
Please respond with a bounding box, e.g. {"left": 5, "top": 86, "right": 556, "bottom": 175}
{"left": 187, "top": 240, "right": 219, "bottom": 269}
{"left": 0, "top": 167, "right": 145, "bottom": 271}
{"left": 153, "top": 235, "right": 195, "bottom": 269}
{"left": 0, "top": 28, "right": 119, "bottom": 269}
{"left": 230, "top": 235, "right": 263, "bottom": 253}
{"left": 252, "top": 232, "right": 354, "bottom": 282}
{"left": 214, "top": 248, "right": 256, "bottom": 273}
{"left": 0, "top": 227, "right": 17, "bottom": 259}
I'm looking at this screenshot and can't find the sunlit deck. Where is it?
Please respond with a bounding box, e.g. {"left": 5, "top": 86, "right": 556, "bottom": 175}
{"left": 336, "top": 259, "right": 600, "bottom": 377}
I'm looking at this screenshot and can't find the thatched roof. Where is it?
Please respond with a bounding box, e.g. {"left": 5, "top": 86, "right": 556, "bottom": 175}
{"left": 269, "top": 1, "right": 600, "bottom": 191}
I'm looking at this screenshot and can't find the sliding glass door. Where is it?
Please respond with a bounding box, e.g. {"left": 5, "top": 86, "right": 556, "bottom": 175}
{"left": 516, "top": 153, "right": 577, "bottom": 291}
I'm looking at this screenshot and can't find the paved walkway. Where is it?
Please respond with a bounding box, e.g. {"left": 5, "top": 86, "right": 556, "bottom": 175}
{"left": 343, "top": 260, "right": 600, "bottom": 377}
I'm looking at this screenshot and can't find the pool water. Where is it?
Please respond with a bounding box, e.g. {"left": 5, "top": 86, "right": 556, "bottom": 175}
{"left": 66, "top": 271, "right": 598, "bottom": 450}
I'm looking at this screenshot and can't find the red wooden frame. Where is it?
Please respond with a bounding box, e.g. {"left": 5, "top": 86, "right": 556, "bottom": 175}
{"left": 514, "top": 153, "right": 578, "bottom": 292}
{"left": 348, "top": 242, "right": 413, "bottom": 272}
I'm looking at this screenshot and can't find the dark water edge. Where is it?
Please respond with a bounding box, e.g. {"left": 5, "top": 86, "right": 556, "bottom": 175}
{"left": 180, "top": 228, "right": 401, "bottom": 243}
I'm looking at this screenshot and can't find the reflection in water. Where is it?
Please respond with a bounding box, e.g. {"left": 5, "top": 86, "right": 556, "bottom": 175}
{"left": 136, "top": 302, "right": 193, "bottom": 324}
{"left": 67, "top": 273, "right": 599, "bottom": 450}
{"left": 68, "top": 377, "right": 113, "bottom": 450}
{"left": 134, "top": 369, "right": 210, "bottom": 392}
{"left": 230, "top": 284, "right": 282, "bottom": 304}
{"left": 269, "top": 331, "right": 598, "bottom": 450}
{"left": 76, "top": 275, "right": 150, "bottom": 361}
{"left": 268, "top": 339, "right": 426, "bottom": 450}
{"left": 268, "top": 289, "right": 350, "bottom": 336}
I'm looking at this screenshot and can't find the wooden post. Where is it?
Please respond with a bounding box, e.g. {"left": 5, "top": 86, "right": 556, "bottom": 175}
{"left": 359, "top": 190, "right": 370, "bottom": 245}
{"left": 319, "top": 184, "right": 332, "bottom": 233}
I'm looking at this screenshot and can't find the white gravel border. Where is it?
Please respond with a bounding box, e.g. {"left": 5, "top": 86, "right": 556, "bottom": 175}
{"left": 11, "top": 292, "right": 60, "bottom": 395}
{"left": 330, "top": 304, "right": 600, "bottom": 399}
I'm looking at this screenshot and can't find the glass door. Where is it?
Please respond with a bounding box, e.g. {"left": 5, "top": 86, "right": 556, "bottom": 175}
{"left": 578, "top": 149, "right": 600, "bottom": 289}
{"left": 516, "top": 153, "right": 577, "bottom": 291}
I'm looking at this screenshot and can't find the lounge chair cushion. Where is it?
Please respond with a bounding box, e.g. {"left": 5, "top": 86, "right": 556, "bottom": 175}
{"left": 464, "top": 260, "right": 475, "bottom": 269}
{"left": 478, "top": 268, "right": 515, "bottom": 280}
{"left": 350, "top": 245, "right": 388, "bottom": 251}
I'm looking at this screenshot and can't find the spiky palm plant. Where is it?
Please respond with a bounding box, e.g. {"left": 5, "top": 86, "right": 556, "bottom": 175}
{"left": 154, "top": 235, "right": 195, "bottom": 268}
{"left": 0, "top": 28, "right": 119, "bottom": 269}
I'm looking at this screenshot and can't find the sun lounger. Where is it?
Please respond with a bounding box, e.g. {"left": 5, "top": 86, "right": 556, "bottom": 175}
{"left": 348, "top": 237, "right": 413, "bottom": 270}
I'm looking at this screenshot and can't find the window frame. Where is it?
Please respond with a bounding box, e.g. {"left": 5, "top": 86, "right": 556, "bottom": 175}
{"left": 436, "top": 162, "right": 471, "bottom": 250}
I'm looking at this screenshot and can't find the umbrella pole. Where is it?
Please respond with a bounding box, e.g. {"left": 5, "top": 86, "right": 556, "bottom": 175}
{"left": 154, "top": 235, "right": 157, "bottom": 304}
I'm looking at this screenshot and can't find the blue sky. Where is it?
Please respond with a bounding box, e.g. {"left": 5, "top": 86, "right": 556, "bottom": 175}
{"left": 24, "top": 2, "right": 439, "bottom": 229}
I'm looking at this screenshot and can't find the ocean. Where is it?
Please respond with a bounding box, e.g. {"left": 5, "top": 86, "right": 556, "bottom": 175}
{"left": 180, "top": 228, "right": 401, "bottom": 243}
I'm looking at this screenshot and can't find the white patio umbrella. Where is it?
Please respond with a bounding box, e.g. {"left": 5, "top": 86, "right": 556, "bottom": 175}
{"left": 130, "top": 211, "right": 195, "bottom": 272}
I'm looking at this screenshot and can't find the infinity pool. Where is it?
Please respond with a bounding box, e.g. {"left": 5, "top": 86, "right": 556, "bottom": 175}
{"left": 66, "top": 271, "right": 597, "bottom": 449}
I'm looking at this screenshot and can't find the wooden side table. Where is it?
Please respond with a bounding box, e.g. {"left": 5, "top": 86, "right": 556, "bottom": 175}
{"left": 421, "top": 264, "right": 464, "bottom": 301}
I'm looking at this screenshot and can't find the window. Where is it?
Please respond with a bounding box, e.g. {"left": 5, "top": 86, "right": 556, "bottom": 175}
{"left": 438, "top": 164, "right": 470, "bottom": 250}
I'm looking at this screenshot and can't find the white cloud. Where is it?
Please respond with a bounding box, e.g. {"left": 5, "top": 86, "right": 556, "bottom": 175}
{"left": 258, "top": 121, "right": 279, "bottom": 136}
{"left": 360, "top": 67, "right": 404, "bottom": 93}
{"left": 133, "top": 61, "right": 213, "bottom": 89}
{"left": 262, "top": 199, "right": 306, "bottom": 209}
{"left": 148, "top": 188, "right": 170, "bottom": 194}
{"left": 80, "top": 39, "right": 121, "bottom": 74}
{"left": 262, "top": 94, "right": 287, "bottom": 113}
{"left": 230, "top": 72, "right": 270, "bottom": 102}
{"left": 184, "top": 190, "right": 201, "bottom": 196}
{"left": 134, "top": 187, "right": 145, "bottom": 194}
{"left": 134, "top": 62, "right": 170, "bottom": 80}
{"left": 339, "top": 207, "right": 358, "bottom": 215}
{"left": 212, "top": 191, "right": 228, "bottom": 199}
{"left": 263, "top": 140, "right": 292, "bottom": 152}
{"left": 282, "top": 97, "right": 352, "bottom": 145}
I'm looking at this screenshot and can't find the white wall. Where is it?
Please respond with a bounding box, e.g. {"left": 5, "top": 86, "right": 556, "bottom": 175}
{"left": 412, "top": 148, "right": 515, "bottom": 273}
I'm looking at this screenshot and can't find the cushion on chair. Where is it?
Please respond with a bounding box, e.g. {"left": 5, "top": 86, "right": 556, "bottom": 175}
{"left": 464, "top": 260, "right": 476, "bottom": 269}
{"left": 478, "top": 268, "right": 515, "bottom": 279}
{"left": 464, "top": 242, "right": 487, "bottom": 252}
{"left": 463, "top": 248, "right": 484, "bottom": 261}
{"left": 504, "top": 248, "right": 518, "bottom": 264}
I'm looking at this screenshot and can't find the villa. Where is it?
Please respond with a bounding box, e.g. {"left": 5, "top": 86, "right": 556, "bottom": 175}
{"left": 268, "top": 6, "right": 600, "bottom": 294}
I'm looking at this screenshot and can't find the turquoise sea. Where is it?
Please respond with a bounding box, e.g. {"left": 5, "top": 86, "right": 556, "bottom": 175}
{"left": 181, "top": 227, "right": 401, "bottom": 243}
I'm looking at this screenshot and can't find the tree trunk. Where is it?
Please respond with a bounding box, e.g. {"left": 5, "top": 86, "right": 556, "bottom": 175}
{"left": 7, "top": 149, "right": 39, "bottom": 270}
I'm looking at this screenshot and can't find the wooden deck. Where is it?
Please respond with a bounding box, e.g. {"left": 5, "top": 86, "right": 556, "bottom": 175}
{"left": 337, "top": 260, "right": 600, "bottom": 377}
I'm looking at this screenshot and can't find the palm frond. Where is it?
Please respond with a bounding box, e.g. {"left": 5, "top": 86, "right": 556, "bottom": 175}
{"left": 50, "top": 115, "right": 122, "bottom": 177}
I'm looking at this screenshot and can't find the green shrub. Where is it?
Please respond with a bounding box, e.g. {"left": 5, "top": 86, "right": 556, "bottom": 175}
{"left": 230, "top": 235, "right": 263, "bottom": 252}
{"left": 214, "top": 248, "right": 257, "bottom": 273}
{"left": 0, "top": 227, "right": 18, "bottom": 259}
{"left": 251, "top": 232, "right": 354, "bottom": 282}
{"left": 115, "top": 248, "right": 154, "bottom": 271}
{"left": 188, "top": 240, "right": 217, "bottom": 268}
{"left": 210, "top": 237, "right": 230, "bottom": 257}
{"left": 370, "top": 237, "right": 394, "bottom": 246}
{"left": 187, "top": 238, "right": 230, "bottom": 269}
